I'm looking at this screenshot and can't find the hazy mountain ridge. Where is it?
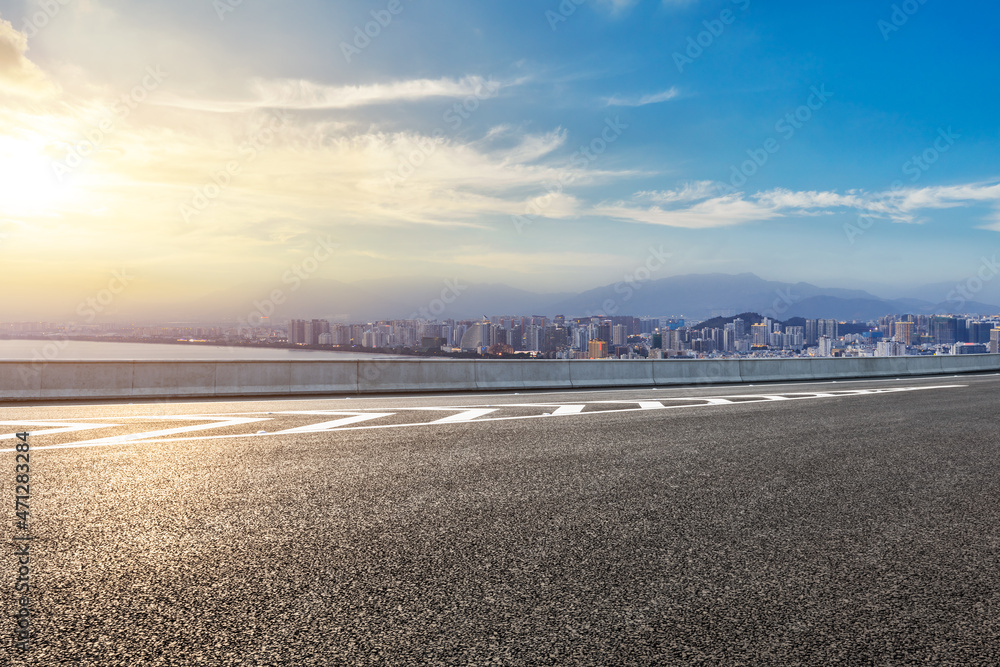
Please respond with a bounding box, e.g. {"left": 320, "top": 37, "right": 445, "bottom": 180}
{"left": 14, "top": 274, "right": 999, "bottom": 322}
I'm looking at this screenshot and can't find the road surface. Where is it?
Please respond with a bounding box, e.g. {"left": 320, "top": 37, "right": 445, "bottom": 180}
{"left": 2, "top": 374, "right": 1000, "bottom": 665}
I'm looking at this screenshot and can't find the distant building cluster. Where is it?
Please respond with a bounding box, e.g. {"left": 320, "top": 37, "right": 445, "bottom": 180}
{"left": 231, "top": 312, "right": 1000, "bottom": 359}
{"left": 4, "top": 313, "right": 1000, "bottom": 360}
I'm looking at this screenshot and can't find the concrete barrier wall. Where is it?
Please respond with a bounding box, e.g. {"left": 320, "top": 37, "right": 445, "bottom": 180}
{"left": 569, "top": 360, "right": 653, "bottom": 388}
{"left": 357, "top": 359, "right": 478, "bottom": 393}
{"left": 133, "top": 361, "right": 218, "bottom": 398}
{"left": 473, "top": 359, "right": 574, "bottom": 390}
{"left": 655, "top": 359, "right": 743, "bottom": 386}
{"left": 0, "top": 363, "right": 42, "bottom": 401}
{"left": 1, "top": 355, "right": 999, "bottom": 402}
{"left": 40, "top": 362, "right": 135, "bottom": 400}
{"left": 289, "top": 362, "right": 359, "bottom": 395}
{"left": 938, "top": 354, "right": 1000, "bottom": 374}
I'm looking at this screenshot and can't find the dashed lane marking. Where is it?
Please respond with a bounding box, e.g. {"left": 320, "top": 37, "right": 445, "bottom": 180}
{"left": 0, "top": 385, "right": 966, "bottom": 451}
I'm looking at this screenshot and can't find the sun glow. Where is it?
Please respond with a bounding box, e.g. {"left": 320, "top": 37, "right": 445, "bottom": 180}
{"left": 0, "top": 135, "right": 70, "bottom": 217}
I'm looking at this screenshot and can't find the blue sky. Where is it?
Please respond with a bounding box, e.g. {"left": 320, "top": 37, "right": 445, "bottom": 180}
{"left": 1, "top": 0, "right": 998, "bottom": 316}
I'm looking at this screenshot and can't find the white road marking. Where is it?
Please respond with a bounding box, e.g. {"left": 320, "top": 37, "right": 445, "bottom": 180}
{"left": 3, "top": 384, "right": 967, "bottom": 451}
{"left": 429, "top": 409, "right": 497, "bottom": 424}
{"left": 0, "top": 421, "right": 122, "bottom": 439}
{"left": 673, "top": 398, "right": 734, "bottom": 405}
{"left": 273, "top": 413, "right": 395, "bottom": 433}
{"left": 14, "top": 373, "right": 995, "bottom": 410}
{"left": 28, "top": 416, "right": 271, "bottom": 451}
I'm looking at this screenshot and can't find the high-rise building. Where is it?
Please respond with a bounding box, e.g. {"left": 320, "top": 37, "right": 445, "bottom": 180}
{"left": 732, "top": 317, "right": 746, "bottom": 338}
{"left": 805, "top": 319, "right": 818, "bottom": 346}
{"left": 818, "top": 336, "right": 834, "bottom": 357}
{"left": 751, "top": 323, "right": 769, "bottom": 346}
{"left": 288, "top": 319, "right": 306, "bottom": 344}
{"left": 304, "top": 320, "right": 314, "bottom": 345}
{"left": 524, "top": 324, "right": 542, "bottom": 351}
{"left": 723, "top": 327, "right": 736, "bottom": 352}
{"left": 588, "top": 339, "right": 608, "bottom": 359}
{"left": 894, "top": 321, "right": 915, "bottom": 346}
{"left": 817, "top": 319, "right": 838, "bottom": 340}
{"left": 612, "top": 324, "right": 627, "bottom": 346}
{"left": 933, "top": 317, "right": 958, "bottom": 346}
{"left": 991, "top": 328, "right": 1000, "bottom": 354}
{"left": 970, "top": 321, "right": 992, "bottom": 344}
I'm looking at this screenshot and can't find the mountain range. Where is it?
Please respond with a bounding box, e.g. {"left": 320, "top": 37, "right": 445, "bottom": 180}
{"left": 149, "top": 273, "right": 1000, "bottom": 323}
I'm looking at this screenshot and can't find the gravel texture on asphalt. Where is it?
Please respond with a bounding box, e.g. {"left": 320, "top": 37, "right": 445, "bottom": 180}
{"left": 2, "top": 375, "right": 1000, "bottom": 665}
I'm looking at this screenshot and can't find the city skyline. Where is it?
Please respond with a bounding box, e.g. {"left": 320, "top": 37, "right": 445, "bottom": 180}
{"left": 2, "top": 1, "right": 999, "bottom": 315}
{"left": 5, "top": 312, "right": 994, "bottom": 361}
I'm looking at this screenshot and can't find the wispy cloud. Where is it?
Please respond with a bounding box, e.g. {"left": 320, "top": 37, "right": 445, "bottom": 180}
{"left": 635, "top": 181, "right": 718, "bottom": 204}
{"left": 605, "top": 86, "right": 680, "bottom": 107}
{"left": 594, "top": 181, "right": 1000, "bottom": 229}
{"left": 597, "top": 0, "right": 641, "bottom": 16}
{"left": 156, "top": 75, "right": 505, "bottom": 113}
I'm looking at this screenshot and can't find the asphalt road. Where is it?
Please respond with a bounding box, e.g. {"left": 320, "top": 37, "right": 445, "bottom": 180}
{"left": 2, "top": 374, "right": 1000, "bottom": 665}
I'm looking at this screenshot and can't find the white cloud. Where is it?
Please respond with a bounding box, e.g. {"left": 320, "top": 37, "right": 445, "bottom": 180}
{"left": 0, "top": 17, "right": 58, "bottom": 98}
{"left": 495, "top": 128, "right": 568, "bottom": 165}
{"left": 156, "top": 75, "right": 504, "bottom": 113}
{"left": 635, "top": 181, "right": 718, "bottom": 204}
{"left": 596, "top": 0, "right": 641, "bottom": 15}
{"left": 594, "top": 181, "right": 1000, "bottom": 229}
{"left": 595, "top": 195, "right": 779, "bottom": 229}
{"left": 606, "top": 87, "right": 680, "bottom": 107}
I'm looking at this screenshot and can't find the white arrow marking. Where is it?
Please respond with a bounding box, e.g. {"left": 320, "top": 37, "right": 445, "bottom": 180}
{"left": 430, "top": 409, "right": 497, "bottom": 424}
{"left": 552, "top": 405, "right": 586, "bottom": 415}
{"left": 46, "top": 417, "right": 271, "bottom": 450}
{"left": 273, "top": 413, "right": 395, "bottom": 433}
{"left": 639, "top": 401, "right": 665, "bottom": 410}
{"left": 0, "top": 421, "right": 121, "bottom": 440}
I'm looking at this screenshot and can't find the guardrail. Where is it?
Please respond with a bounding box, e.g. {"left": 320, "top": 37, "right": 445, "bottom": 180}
{"left": 1, "top": 355, "right": 998, "bottom": 402}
